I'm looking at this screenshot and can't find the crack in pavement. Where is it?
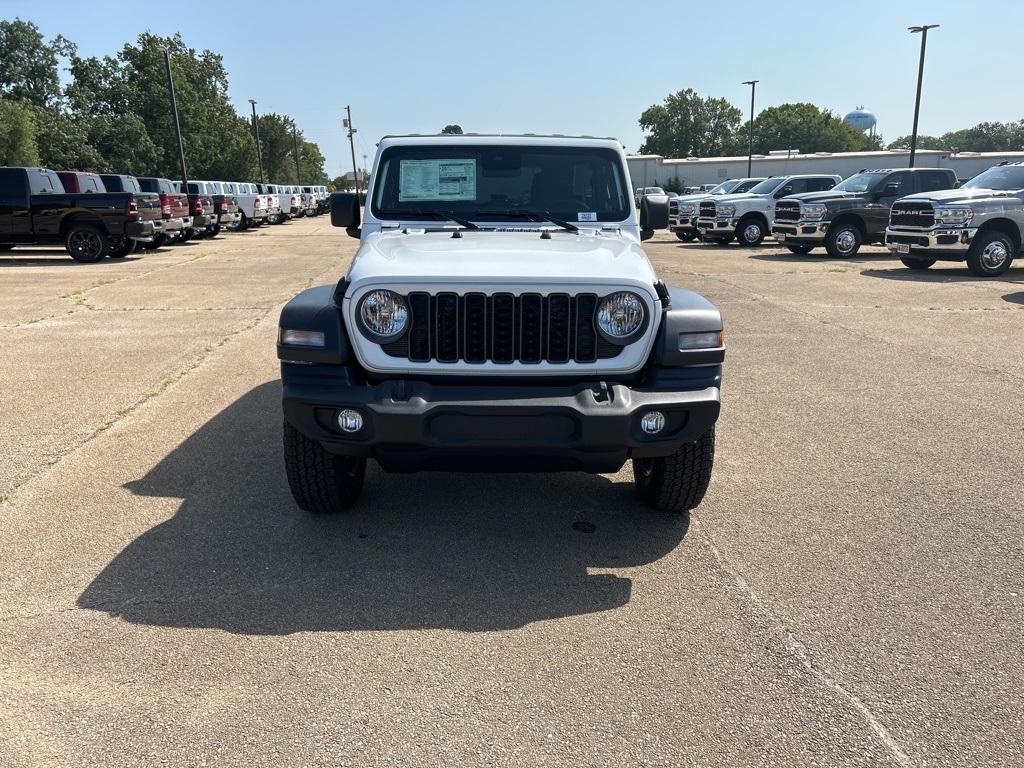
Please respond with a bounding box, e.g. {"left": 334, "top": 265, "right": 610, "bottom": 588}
{"left": 693, "top": 517, "right": 914, "bottom": 767}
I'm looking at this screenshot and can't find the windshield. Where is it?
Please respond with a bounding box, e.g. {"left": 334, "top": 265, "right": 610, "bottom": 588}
{"left": 963, "top": 165, "right": 1024, "bottom": 191}
{"left": 747, "top": 177, "right": 787, "bottom": 195}
{"left": 832, "top": 172, "right": 888, "bottom": 193}
{"left": 372, "top": 144, "right": 630, "bottom": 222}
{"left": 644, "top": 187, "right": 664, "bottom": 195}
{"left": 709, "top": 181, "right": 736, "bottom": 195}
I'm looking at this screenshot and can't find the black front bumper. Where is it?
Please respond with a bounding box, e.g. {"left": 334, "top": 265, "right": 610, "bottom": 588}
{"left": 282, "top": 368, "right": 721, "bottom": 473}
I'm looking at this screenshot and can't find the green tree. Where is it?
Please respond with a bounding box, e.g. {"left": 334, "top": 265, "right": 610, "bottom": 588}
{"left": 0, "top": 19, "right": 74, "bottom": 108}
{"left": 254, "top": 112, "right": 298, "bottom": 182}
{"left": 939, "top": 121, "right": 1024, "bottom": 152}
{"left": 330, "top": 174, "right": 353, "bottom": 191}
{"left": 730, "top": 103, "right": 881, "bottom": 156}
{"left": 886, "top": 134, "right": 944, "bottom": 151}
{"left": 297, "top": 139, "right": 327, "bottom": 185}
{"left": 441, "top": 124, "right": 463, "bottom": 135}
{"left": 0, "top": 99, "right": 39, "bottom": 165}
{"left": 33, "top": 108, "right": 104, "bottom": 170}
{"left": 638, "top": 89, "right": 742, "bottom": 157}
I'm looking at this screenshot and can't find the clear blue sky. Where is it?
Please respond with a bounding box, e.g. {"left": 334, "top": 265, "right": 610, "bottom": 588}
{"left": 6, "top": 0, "right": 1022, "bottom": 177}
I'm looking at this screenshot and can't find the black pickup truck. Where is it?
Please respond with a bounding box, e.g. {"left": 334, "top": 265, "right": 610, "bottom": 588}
{"left": 0, "top": 166, "right": 163, "bottom": 262}
{"left": 771, "top": 168, "right": 958, "bottom": 257}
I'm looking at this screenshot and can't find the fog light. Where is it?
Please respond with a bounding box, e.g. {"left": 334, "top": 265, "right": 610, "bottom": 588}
{"left": 337, "top": 409, "right": 363, "bottom": 433}
{"left": 641, "top": 411, "right": 666, "bottom": 435}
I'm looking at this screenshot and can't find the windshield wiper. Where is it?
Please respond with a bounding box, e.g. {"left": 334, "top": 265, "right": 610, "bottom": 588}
{"left": 468, "top": 209, "right": 579, "bottom": 233}
{"left": 380, "top": 209, "right": 478, "bottom": 229}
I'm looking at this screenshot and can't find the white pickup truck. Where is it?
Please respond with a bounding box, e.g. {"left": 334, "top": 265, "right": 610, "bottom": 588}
{"left": 696, "top": 174, "right": 840, "bottom": 246}
{"left": 276, "top": 134, "right": 725, "bottom": 515}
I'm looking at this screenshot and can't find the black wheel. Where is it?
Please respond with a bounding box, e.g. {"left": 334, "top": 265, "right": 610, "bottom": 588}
{"left": 675, "top": 231, "right": 696, "bottom": 242}
{"left": 210, "top": 224, "right": 221, "bottom": 238}
{"left": 786, "top": 244, "right": 815, "bottom": 255}
{"left": 966, "top": 230, "right": 1014, "bottom": 277}
{"left": 633, "top": 428, "right": 715, "bottom": 514}
{"left": 238, "top": 213, "right": 249, "bottom": 230}
{"left": 107, "top": 236, "right": 137, "bottom": 258}
{"left": 283, "top": 422, "right": 365, "bottom": 513}
{"left": 824, "top": 222, "right": 862, "bottom": 258}
{"left": 64, "top": 223, "right": 109, "bottom": 263}
{"left": 900, "top": 256, "right": 935, "bottom": 270}
{"left": 736, "top": 217, "right": 766, "bottom": 247}
{"left": 142, "top": 233, "right": 167, "bottom": 251}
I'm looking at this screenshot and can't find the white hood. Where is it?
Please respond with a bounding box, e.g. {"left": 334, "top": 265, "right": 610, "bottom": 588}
{"left": 347, "top": 229, "right": 658, "bottom": 289}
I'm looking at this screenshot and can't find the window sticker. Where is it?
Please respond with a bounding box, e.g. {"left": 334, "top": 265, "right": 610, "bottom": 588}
{"left": 577, "top": 212, "right": 598, "bottom": 222}
{"left": 399, "top": 159, "right": 477, "bottom": 202}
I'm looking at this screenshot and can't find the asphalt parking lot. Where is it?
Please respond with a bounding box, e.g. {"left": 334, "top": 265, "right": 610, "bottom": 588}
{"left": 1, "top": 221, "right": 1022, "bottom": 767}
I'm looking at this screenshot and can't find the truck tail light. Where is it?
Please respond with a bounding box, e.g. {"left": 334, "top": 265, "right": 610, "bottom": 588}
{"left": 159, "top": 193, "right": 172, "bottom": 218}
{"left": 219, "top": 199, "right": 229, "bottom": 213}
{"left": 191, "top": 197, "right": 203, "bottom": 215}
{"left": 255, "top": 196, "right": 263, "bottom": 209}
{"left": 125, "top": 198, "right": 140, "bottom": 219}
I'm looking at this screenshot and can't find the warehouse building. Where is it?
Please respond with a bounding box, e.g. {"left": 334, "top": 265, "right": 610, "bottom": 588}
{"left": 626, "top": 149, "right": 1024, "bottom": 189}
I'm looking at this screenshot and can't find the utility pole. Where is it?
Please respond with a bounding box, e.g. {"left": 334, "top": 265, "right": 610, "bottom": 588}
{"left": 344, "top": 105, "right": 359, "bottom": 193}
{"left": 249, "top": 99, "right": 265, "bottom": 184}
{"left": 742, "top": 80, "right": 758, "bottom": 177}
{"left": 163, "top": 50, "right": 188, "bottom": 189}
{"left": 292, "top": 125, "right": 302, "bottom": 184}
{"left": 908, "top": 25, "right": 939, "bottom": 168}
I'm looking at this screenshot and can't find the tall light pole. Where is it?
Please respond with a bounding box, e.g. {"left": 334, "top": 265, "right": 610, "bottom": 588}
{"left": 908, "top": 24, "right": 939, "bottom": 168}
{"left": 249, "top": 99, "right": 265, "bottom": 184}
{"left": 343, "top": 105, "right": 359, "bottom": 193}
{"left": 163, "top": 50, "right": 188, "bottom": 189}
{"left": 742, "top": 80, "right": 758, "bottom": 177}
{"left": 292, "top": 125, "right": 302, "bottom": 184}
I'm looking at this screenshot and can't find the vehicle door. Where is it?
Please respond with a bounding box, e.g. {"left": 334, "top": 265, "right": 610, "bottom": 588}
{"left": 919, "top": 170, "right": 953, "bottom": 194}
{"left": 27, "top": 168, "right": 65, "bottom": 237}
{"left": 0, "top": 167, "right": 29, "bottom": 240}
{"left": 867, "top": 171, "right": 915, "bottom": 234}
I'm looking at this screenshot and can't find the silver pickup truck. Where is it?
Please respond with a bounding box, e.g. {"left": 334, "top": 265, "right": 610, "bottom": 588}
{"left": 886, "top": 162, "right": 1024, "bottom": 277}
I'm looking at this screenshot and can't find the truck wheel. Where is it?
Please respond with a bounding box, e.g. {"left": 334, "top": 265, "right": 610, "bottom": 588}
{"left": 210, "top": 224, "right": 221, "bottom": 238}
{"left": 786, "top": 244, "right": 815, "bottom": 255}
{"left": 283, "top": 422, "right": 365, "bottom": 513}
{"left": 142, "top": 233, "right": 167, "bottom": 251}
{"left": 736, "top": 217, "right": 766, "bottom": 247}
{"left": 65, "top": 224, "right": 109, "bottom": 263}
{"left": 107, "top": 237, "right": 137, "bottom": 258}
{"left": 633, "top": 427, "right": 715, "bottom": 514}
{"left": 675, "top": 231, "right": 696, "bottom": 242}
{"left": 825, "top": 223, "right": 862, "bottom": 258}
{"left": 966, "top": 231, "right": 1014, "bottom": 277}
{"left": 900, "top": 256, "right": 935, "bottom": 270}
{"left": 238, "top": 213, "right": 249, "bottom": 230}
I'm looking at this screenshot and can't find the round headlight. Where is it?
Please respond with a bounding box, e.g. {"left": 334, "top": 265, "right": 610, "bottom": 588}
{"left": 358, "top": 290, "right": 409, "bottom": 341}
{"left": 596, "top": 291, "right": 645, "bottom": 342}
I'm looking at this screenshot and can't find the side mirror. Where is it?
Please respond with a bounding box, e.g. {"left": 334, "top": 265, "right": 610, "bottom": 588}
{"left": 330, "top": 192, "right": 361, "bottom": 238}
{"left": 640, "top": 194, "right": 670, "bottom": 232}
{"left": 775, "top": 186, "right": 793, "bottom": 198}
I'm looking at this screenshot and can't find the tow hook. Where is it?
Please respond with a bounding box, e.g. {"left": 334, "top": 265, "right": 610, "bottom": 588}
{"left": 593, "top": 381, "right": 610, "bottom": 403}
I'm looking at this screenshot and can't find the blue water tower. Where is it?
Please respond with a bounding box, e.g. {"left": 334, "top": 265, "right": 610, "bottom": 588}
{"left": 843, "top": 107, "right": 877, "bottom": 137}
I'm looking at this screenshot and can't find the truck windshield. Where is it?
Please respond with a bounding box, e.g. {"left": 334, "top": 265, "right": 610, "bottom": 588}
{"left": 832, "top": 172, "right": 888, "bottom": 193}
{"left": 371, "top": 145, "right": 630, "bottom": 223}
{"left": 747, "top": 178, "right": 786, "bottom": 195}
{"left": 963, "top": 166, "right": 1024, "bottom": 191}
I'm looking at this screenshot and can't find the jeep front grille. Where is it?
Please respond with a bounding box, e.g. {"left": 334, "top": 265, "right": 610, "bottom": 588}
{"left": 774, "top": 201, "right": 801, "bottom": 222}
{"left": 699, "top": 201, "right": 716, "bottom": 217}
{"left": 381, "top": 292, "right": 621, "bottom": 364}
{"left": 890, "top": 202, "right": 935, "bottom": 229}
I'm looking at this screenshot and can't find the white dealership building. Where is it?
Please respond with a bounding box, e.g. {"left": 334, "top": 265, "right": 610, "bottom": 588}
{"left": 627, "top": 149, "right": 1024, "bottom": 189}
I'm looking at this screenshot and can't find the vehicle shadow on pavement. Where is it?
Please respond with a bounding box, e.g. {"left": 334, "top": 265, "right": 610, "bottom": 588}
{"left": 77, "top": 381, "right": 687, "bottom": 635}
{"left": 1004, "top": 291, "right": 1024, "bottom": 305}
{"left": 860, "top": 266, "right": 1024, "bottom": 282}
{"left": 0, "top": 253, "right": 145, "bottom": 266}
{"left": 748, "top": 253, "right": 896, "bottom": 264}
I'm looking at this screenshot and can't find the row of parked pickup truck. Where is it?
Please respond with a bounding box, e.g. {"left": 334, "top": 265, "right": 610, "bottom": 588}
{"left": 661, "top": 161, "right": 1024, "bottom": 276}
{"left": 0, "top": 166, "right": 330, "bottom": 262}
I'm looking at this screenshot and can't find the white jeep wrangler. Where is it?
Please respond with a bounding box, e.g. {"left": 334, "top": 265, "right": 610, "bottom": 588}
{"left": 277, "top": 135, "right": 724, "bottom": 514}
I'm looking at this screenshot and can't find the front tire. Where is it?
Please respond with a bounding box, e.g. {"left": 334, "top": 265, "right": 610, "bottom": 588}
{"left": 786, "top": 244, "right": 815, "bottom": 255}
{"left": 736, "top": 217, "right": 766, "bottom": 247}
{"left": 966, "top": 231, "right": 1014, "bottom": 277}
{"left": 283, "top": 422, "right": 366, "bottom": 513}
{"left": 65, "top": 224, "right": 109, "bottom": 263}
{"left": 900, "top": 256, "right": 935, "bottom": 270}
{"left": 675, "top": 231, "right": 696, "bottom": 242}
{"left": 825, "top": 222, "right": 862, "bottom": 258}
{"left": 633, "top": 428, "right": 715, "bottom": 514}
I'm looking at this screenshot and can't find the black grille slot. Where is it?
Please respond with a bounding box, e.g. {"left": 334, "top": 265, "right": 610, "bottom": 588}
{"left": 408, "top": 292, "right": 431, "bottom": 361}
{"left": 491, "top": 293, "right": 516, "bottom": 363}
{"left": 547, "top": 294, "right": 571, "bottom": 363}
{"left": 890, "top": 202, "right": 935, "bottom": 229}
{"left": 774, "top": 201, "right": 801, "bottom": 222}
{"left": 519, "top": 294, "right": 543, "bottom": 363}
{"left": 699, "top": 201, "right": 716, "bottom": 217}
{"left": 574, "top": 294, "right": 597, "bottom": 363}
{"left": 463, "top": 293, "right": 487, "bottom": 363}
{"left": 435, "top": 292, "right": 459, "bottom": 362}
{"left": 377, "top": 291, "right": 621, "bottom": 364}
